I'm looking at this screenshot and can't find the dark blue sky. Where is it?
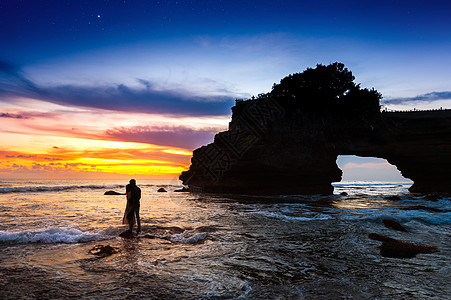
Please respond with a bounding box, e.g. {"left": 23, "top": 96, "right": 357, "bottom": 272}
{"left": 3, "top": 1, "right": 451, "bottom": 60}
{"left": 1, "top": 0, "right": 451, "bottom": 115}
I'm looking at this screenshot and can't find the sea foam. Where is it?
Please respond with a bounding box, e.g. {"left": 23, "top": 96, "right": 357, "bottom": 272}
{"left": 257, "top": 211, "right": 333, "bottom": 222}
{"left": 170, "top": 232, "right": 208, "bottom": 244}
{"left": 0, "top": 227, "right": 112, "bottom": 244}
{"left": 0, "top": 184, "right": 123, "bottom": 194}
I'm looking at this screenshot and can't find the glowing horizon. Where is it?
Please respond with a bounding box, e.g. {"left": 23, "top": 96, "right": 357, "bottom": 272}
{"left": 0, "top": 97, "right": 227, "bottom": 179}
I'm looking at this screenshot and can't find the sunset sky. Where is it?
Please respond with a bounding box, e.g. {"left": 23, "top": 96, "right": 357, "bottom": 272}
{"left": 1, "top": 0, "right": 450, "bottom": 181}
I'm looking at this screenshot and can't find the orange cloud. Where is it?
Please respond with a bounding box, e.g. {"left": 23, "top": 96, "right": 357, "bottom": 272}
{"left": 0, "top": 138, "right": 192, "bottom": 179}
{"left": 0, "top": 97, "right": 230, "bottom": 179}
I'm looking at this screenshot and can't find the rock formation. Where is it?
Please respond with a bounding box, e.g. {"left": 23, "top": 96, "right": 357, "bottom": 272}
{"left": 368, "top": 233, "right": 439, "bottom": 258}
{"left": 88, "top": 245, "right": 118, "bottom": 256}
{"left": 104, "top": 190, "right": 125, "bottom": 195}
{"left": 383, "top": 218, "right": 407, "bottom": 232}
{"left": 180, "top": 63, "right": 451, "bottom": 194}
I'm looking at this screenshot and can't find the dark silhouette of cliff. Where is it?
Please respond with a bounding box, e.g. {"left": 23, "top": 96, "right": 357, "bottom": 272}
{"left": 180, "top": 63, "right": 451, "bottom": 194}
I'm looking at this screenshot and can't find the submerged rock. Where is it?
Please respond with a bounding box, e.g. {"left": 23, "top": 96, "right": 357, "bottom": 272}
{"left": 383, "top": 218, "right": 407, "bottom": 232}
{"left": 104, "top": 190, "right": 125, "bottom": 195}
{"left": 119, "top": 229, "right": 134, "bottom": 238}
{"left": 171, "top": 232, "right": 208, "bottom": 244}
{"left": 369, "top": 233, "right": 439, "bottom": 258}
{"left": 152, "top": 225, "right": 185, "bottom": 234}
{"left": 88, "top": 245, "right": 118, "bottom": 256}
{"left": 424, "top": 193, "right": 442, "bottom": 201}
{"left": 174, "top": 187, "right": 190, "bottom": 192}
{"left": 195, "top": 225, "right": 219, "bottom": 233}
{"left": 157, "top": 188, "right": 167, "bottom": 192}
{"left": 386, "top": 195, "right": 402, "bottom": 201}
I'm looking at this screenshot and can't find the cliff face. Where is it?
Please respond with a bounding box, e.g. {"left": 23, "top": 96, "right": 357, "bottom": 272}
{"left": 180, "top": 99, "right": 451, "bottom": 194}
{"left": 365, "top": 111, "right": 451, "bottom": 193}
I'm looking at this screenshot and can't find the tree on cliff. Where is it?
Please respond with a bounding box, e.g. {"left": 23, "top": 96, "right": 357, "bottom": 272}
{"left": 270, "top": 62, "right": 381, "bottom": 114}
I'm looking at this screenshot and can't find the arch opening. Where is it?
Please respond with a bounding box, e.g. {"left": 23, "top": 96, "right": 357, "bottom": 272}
{"left": 335, "top": 155, "right": 412, "bottom": 184}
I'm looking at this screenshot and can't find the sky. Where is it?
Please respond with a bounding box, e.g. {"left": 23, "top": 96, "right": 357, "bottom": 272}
{"left": 1, "top": 0, "right": 450, "bottom": 181}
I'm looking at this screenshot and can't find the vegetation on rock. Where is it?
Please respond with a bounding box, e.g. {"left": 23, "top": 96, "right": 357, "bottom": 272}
{"left": 233, "top": 62, "right": 382, "bottom": 115}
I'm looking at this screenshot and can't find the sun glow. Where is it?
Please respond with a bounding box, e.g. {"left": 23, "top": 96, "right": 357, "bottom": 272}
{"left": 161, "top": 149, "right": 193, "bottom": 156}
{"left": 0, "top": 99, "right": 208, "bottom": 179}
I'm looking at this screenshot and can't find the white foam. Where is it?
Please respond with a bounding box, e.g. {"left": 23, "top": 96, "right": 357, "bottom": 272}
{"left": 171, "top": 232, "right": 208, "bottom": 244}
{"left": 257, "top": 211, "right": 333, "bottom": 222}
{"left": 0, "top": 184, "right": 123, "bottom": 194}
{"left": 0, "top": 227, "right": 112, "bottom": 244}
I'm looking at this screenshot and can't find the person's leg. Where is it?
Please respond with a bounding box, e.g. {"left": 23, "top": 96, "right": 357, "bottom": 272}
{"left": 136, "top": 206, "right": 141, "bottom": 233}
{"left": 128, "top": 216, "right": 133, "bottom": 231}
{"left": 128, "top": 208, "right": 135, "bottom": 232}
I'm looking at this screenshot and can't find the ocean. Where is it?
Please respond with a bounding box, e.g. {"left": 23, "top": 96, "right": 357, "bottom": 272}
{"left": 0, "top": 179, "right": 449, "bottom": 299}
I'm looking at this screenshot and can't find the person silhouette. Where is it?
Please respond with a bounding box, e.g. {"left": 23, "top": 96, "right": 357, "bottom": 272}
{"left": 122, "top": 179, "right": 142, "bottom": 234}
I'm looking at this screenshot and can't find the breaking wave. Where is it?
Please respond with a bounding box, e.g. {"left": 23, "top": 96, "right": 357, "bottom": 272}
{"left": 0, "top": 228, "right": 114, "bottom": 244}
{"left": 256, "top": 211, "right": 333, "bottom": 222}
{"left": 170, "top": 232, "right": 208, "bottom": 244}
{"left": 0, "top": 184, "right": 124, "bottom": 194}
{"left": 0, "top": 183, "right": 182, "bottom": 194}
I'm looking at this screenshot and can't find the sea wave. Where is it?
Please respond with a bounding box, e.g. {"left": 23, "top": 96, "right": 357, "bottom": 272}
{"left": 0, "top": 183, "right": 182, "bottom": 194}
{"left": 340, "top": 208, "right": 451, "bottom": 225}
{"left": 0, "top": 227, "right": 114, "bottom": 244}
{"left": 0, "top": 184, "right": 124, "bottom": 194}
{"left": 257, "top": 211, "right": 333, "bottom": 222}
{"left": 170, "top": 232, "right": 208, "bottom": 244}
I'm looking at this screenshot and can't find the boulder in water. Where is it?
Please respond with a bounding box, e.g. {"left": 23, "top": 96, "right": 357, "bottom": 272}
{"left": 386, "top": 195, "right": 402, "bottom": 201}
{"left": 383, "top": 218, "right": 407, "bottom": 232}
{"left": 89, "top": 245, "right": 118, "bottom": 256}
{"left": 368, "top": 233, "right": 439, "bottom": 258}
{"left": 157, "top": 188, "right": 167, "bottom": 192}
{"left": 119, "top": 229, "right": 134, "bottom": 238}
{"left": 425, "top": 193, "right": 442, "bottom": 201}
{"left": 104, "top": 190, "right": 125, "bottom": 195}
{"left": 174, "top": 187, "right": 190, "bottom": 192}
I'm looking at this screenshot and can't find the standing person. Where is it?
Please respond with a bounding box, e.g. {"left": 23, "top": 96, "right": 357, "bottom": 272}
{"left": 122, "top": 179, "right": 142, "bottom": 234}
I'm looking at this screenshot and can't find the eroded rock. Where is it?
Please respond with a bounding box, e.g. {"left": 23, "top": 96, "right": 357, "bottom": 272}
{"left": 104, "top": 191, "right": 124, "bottom": 195}
{"left": 119, "top": 230, "right": 134, "bottom": 238}
{"left": 383, "top": 218, "right": 407, "bottom": 232}
{"left": 369, "top": 233, "right": 439, "bottom": 258}
{"left": 88, "top": 245, "right": 118, "bottom": 256}
{"left": 386, "top": 195, "right": 402, "bottom": 201}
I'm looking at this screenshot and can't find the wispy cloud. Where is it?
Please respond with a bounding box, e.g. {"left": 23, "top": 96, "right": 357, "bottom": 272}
{"left": 341, "top": 162, "right": 392, "bottom": 170}
{"left": 0, "top": 60, "right": 40, "bottom": 94}
{"left": 0, "top": 59, "right": 240, "bottom": 116}
{"left": 105, "top": 125, "right": 219, "bottom": 150}
{"left": 0, "top": 112, "right": 27, "bottom": 119}
{"left": 382, "top": 91, "right": 451, "bottom": 105}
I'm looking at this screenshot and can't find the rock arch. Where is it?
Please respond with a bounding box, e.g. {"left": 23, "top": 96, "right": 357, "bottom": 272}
{"left": 180, "top": 106, "right": 451, "bottom": 194}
